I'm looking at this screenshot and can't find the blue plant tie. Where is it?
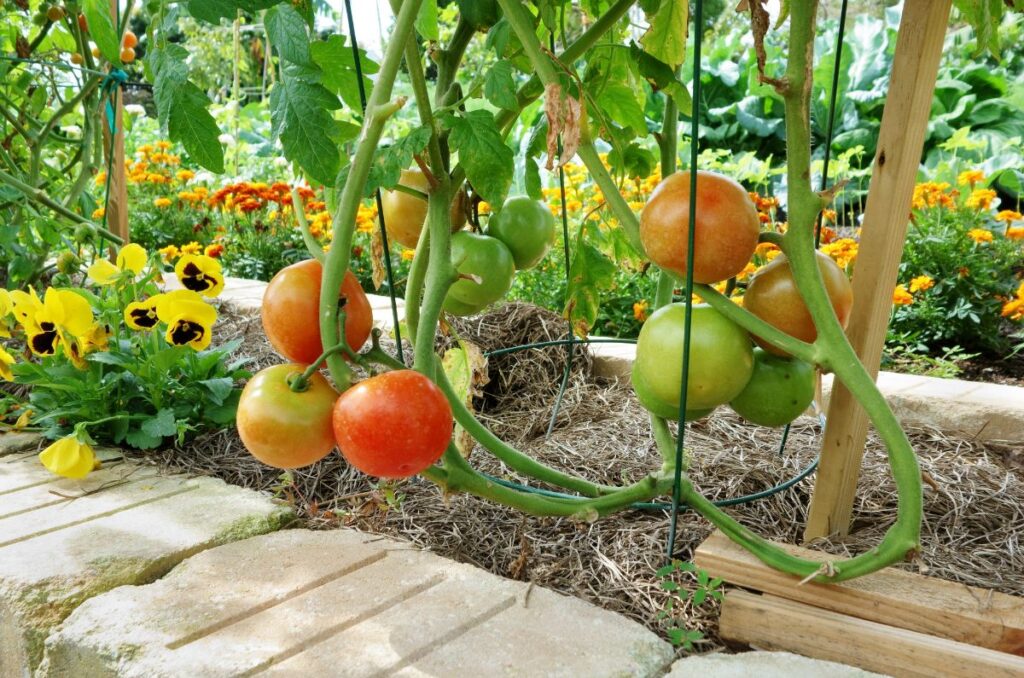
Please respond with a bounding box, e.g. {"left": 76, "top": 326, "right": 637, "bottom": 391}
{"left": 101, "top": 69, "right": 129, "bottom": 134}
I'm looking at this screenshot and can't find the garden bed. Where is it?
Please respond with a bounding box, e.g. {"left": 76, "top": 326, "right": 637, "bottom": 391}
{"left": 134, "top": 303, "right": 1024, "bottom": 652}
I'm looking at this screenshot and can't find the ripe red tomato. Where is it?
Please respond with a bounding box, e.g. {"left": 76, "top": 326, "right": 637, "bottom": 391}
{"left": 743, "top": 250, "right": 853, "bottom": 356}
{"left": 443, "top": 231, "right": 515, "bottom": 316}
{"left": 332, "top": 370, "right": 453, "bottom": 478}
{"left": 486, "top": 196, "right": 555, "bottom": 270}
{"left": 640, "top": 171, "right": 760, "bottom": 284}
{"left": 262, "top": 259, "right": 373, "bottom": 364}
{"left": 728, "top": 349, "right": 815, "bottom": 427}
{"left": 120, "top": 47, "right": 136, "bottom": 64}
{"left": 236, "top": 364, "right": 339, "bottom": 469}
{"left": 122, "top": 30, "right": 138, "bottom": 49}
{"left": 632, "top": 303, "right": 754, "bottom": 412}
{"left": 78, "top": 13, "right": 89, "bottom": 33}
{"left": 380, "top": 169, "right": 466, "bottom": 249}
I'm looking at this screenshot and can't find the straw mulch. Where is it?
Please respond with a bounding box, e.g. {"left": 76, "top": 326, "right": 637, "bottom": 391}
{"left": 139, "top": 302, "right": 1024, "bottom": 653}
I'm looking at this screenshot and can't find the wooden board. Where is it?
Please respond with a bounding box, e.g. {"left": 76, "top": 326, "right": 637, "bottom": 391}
{"left": 805, "top": 0, "right": 953, "bottom": 539}
{"left": 720, "top": 591, "right": 1024, "bottom": 678}
{"left": 695, "top": 531, "right": 1024, "bottom": 655}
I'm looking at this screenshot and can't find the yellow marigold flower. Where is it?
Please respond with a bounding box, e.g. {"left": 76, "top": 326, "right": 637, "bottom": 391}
{"left": 754, "top": 242, "right": 780, "bottom": 258}
{"left": 155, "top": 290, "right": 217, "bottom": 350}
{"left": 156, "top": 140, "right": 172, "bottom": 150}
{"left": 91, "top": 207, "right": 105, "bottom": 220}
{"left": 737, "top": 262, "right": 758, "bottom": 280}
{"left": 176, "top": 169, "right": 195, "bottom": 182}
{"left": 124, "top": 296, "right": 161, "bottom": 331}
{"left": 94, "top": 171, "right": 107, "bottom": 186}
{"left": 159, "top": 244, "right": 180, "bottom": 261}
{"left": 0, "top": 344, "right": 14, "bottom": 381}
{"left": 153, "top": 197, "right": 172, "bottom": 209}
{"left": 965, "top": 189, "right": 996, "bottom": 211}
{"left": 967, "top": 228, "right": 994, "bottom": 244}
{"left": 633, "top": 300, "right": 649, "bottom": 322}
{"left": 137, "top": 144, "right": 154, "bottom": 154}
{"left": 175, "top": 254, "right": 224, "bottom": 297}
{"left": 892, "top": 284, "right": 913, "bottom": 306}
{"left": 478, "top": 201, "right": 491, "bottom": 215}
{"left": 908, "top": 275, "right": 935, "bottom": 293}
{"left": 765, "top": 249, "right": 782, "bottom": 262}
{"left": 957, "top": 170, "right": 984, "bottom": 187}
{"left": 1007, "top": 227, "right": 1024, "bottom": 240}
{"left": 1001, "top": 282, "right": 1024, "bottom": 320}
{"left": 39, "top": 435, "right": 99, "bottom": 479}
{"left": 401, "top": 249, "right": 415, "bottom": 262}
{"left": 88, "top": 243, "right": 148, "bottom": 285}
{"left": 180, "top": 241, "right": 202, "bottom": 255}
{"left": 995, "top": 210, "right": 1022, "bottom": 223}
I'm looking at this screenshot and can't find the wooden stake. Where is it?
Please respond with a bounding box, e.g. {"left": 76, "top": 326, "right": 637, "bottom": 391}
{"left": 804, "top": 0, "right": 952, "bottom": 540}
{"left": 102, "top": 0, "right": 129, "bottom": 245}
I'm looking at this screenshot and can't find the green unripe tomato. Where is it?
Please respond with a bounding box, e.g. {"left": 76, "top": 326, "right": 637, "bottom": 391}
{"left": 631, "top": 365, "right": 714, "bottom": 422}
{"left": 729, "top": 348, "right": 815, "bottom": 427}
{"left": 443, "top": 231, "right": 515, "bottom": 316}
{"left": 73, "top": 223, "right": 96, "bottom": 242}
{"left": 455, "top": 0, "right": 501, "bottom": 31}
{"left": 56, "top": 251, "right": 80, "bottom": 275}
{"left": 486, "top": 196, "right": 556, "bottom": 270}
{"left": 633, "top": 303, "right": 754, "bottom": 411}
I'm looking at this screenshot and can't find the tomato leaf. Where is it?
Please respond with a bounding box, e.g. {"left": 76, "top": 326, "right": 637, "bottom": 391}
{"left": 441, "top": 341, "right": 489, "bottom": 456}
{"left": 415, "top": 0, "right": 440, "bottom": 41}
{"left": 311, "top": 35, "right": 378, "bottom": 112}
{"left": 443, "top": 110, "right": 513, "bottom": 206}
{"left": 265, "top": 4, "right": 311, "bottom": 66}
{"left": 150, "top": 45, "right": 225, "bottom": 173}
{"left": 564, "top": 234, "right": 616, "bottom": 337}
{"left": 337, "top": 125, "right": 432, "bottom": 198}
{"left": 484, "top": 60, "right": 518, "bottom": 111}
{"left": 270, "top": 62, "right": 343, "bottom": 185}
{"left": 83, "top": 0, "right": 122, "bottom": 66}
{"left": 369, "top": 226, "right": 386, "bottom": 290}
{"left": 186, "top": 1, "right": 283, "bottom": 25}
{"left": 640, "top": 0, "right": 688, "bottom": 69}
{"left": 629, "top": 43, "right": 692, "bottom": 116}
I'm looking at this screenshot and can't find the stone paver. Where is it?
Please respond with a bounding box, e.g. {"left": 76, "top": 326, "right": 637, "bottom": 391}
{"left": 666, "top": 650, "right": 887, "bottom": 677}
{"left": 40, "top": 529, "right": 673, "bottom": 677}
{"left": 0, "top": 451, "right": 293, "bottom": 675}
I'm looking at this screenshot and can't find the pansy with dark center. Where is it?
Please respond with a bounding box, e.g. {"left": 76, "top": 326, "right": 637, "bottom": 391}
{"left": 169, "top": 319, "right": 205, "bottom": 346}
{"left": 179, "top": 261, "right": 219, "bottom": 293}
{"left": 30, "top": 322, "right": 58, "bottom": 355}
{"left": 174, "top": 254, "right": 224, "bottom": 298}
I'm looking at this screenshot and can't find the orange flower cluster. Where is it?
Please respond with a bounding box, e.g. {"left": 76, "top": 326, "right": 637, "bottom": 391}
{"left": 911, "top": 182, "right": 957, "bottom": 210}
{"left": 208, "top": 181, "right": 315, "bottom": 214}
{"left": 1002, "top": 281, "right": 1024, "bottom": 321}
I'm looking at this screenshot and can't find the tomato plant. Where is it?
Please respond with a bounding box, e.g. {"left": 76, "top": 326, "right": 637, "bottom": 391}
{"left": 640, "top": 171, "right": 760, "bottom": 284}
{"left": 443, "top": 231, "right": 516, "bottom": 316}
{"left": 744, "top": 250, "right": 854, "bottom": 355}
{"left": 633, "top": 303, "right": 754, "bottom": 412}
{"left": 729, "top": 349, "right": 815, "bottom": 427}
{"left": 261, "top": 259, "right": 372, "bottom": 364}
{"left": 332, "top": 370, "right": 453, "bottom": 478}
{"left": 632, "top": 369, "right": 714, "bottom": 422}
{"left": 486, "top": 196, "right": 556, "bottom": 270}
{"left": 237, "top": 364, "right": 339, "bottom": 469}
{"left": 380, "top": 169, "right": 466, "bottom": 249}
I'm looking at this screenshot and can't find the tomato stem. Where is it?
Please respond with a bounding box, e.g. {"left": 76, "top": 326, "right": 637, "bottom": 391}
{"left": 291, "top": 186, "right": 325, "bottom": 264}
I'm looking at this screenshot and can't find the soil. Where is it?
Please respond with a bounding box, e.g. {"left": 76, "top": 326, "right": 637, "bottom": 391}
{"left": 143, "top": 303, "right": 1024, "bottom": 656}
{"left": 956, "top": 351, "right": 1024, "bottom": 387}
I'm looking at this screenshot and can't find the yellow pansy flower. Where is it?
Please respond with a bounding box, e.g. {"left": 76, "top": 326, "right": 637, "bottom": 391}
{"left": 0, "top": 289, "right": 12, "bottom": 338}
{"left": 155, "top": 290, "right": 217, "bottom": 350}
{"left": 0, "top": 344, "right": 14, "bottom": 381}
{"left": 174, "top": 254, "right": 224, "bottom": 298}
{"left": 87, "top": 243, "right": 149, "bottom": 285}
{"left": 39, "top": 436, "right": 99, "bottom": 479}
{"left": 13, "top": 288, "right": 93, "bottom": 362}
{"left": 124, "top": 296, "right": 162, "bottom": 331}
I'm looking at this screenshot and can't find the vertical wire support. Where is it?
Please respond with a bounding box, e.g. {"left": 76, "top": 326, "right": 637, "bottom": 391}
{"left": 667, "top": 0, "right": 704, "bottom": 561}
{"left": 343, "top": 0, "right": 404, "bottom": 362}
{"left": 815, "top": 0, "right": 849, "bottom": 248}
{"left": 545, "top": 30, "right": 575, "bottom": 440}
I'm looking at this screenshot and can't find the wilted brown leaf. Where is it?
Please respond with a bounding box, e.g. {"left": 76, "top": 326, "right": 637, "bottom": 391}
{"left": 370, "top": 225, "right": 386, "bottom": 291}
{"left": 544, "top": 83, "right": 583, "bottom": 170}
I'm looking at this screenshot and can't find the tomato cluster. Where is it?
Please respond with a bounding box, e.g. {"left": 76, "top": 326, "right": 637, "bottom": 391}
{"left": 240, "top": 259, "right": 454, "bottom": 477}
{"left": 634, "top": 169, "right": 851, "bottom": 427}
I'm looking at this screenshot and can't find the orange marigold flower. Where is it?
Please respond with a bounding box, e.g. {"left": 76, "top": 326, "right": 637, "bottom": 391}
{"left": 818, "top": 226, "right": 838, "bottom": 244}
{"left": 958, "top": 266, "right": 970, "bottom": 278}
{"left": 204, "top": 244, "right": 225, "bottom": 258}
{"left": 965, "top": 189, "right": 996, "bottom": 211}
{"left": 754, "top": 242, "right": 780, "bottom": 258}
{"left": 1002, "top": 282, "right": 1024, "bottom": 321}
{"left": 153, "top": 197, "right": 172, "bottom": 208}
{"left": 91, "top": 207, "right": 105, "bottom": 220}
{"left": 957, "top": 169, "right": 984, "bottom": 187}
{"left": 158, "top": 244, "right": 179, "bottom": 261}
{"left": 94, "top": 171, "right": 107, "bottom": 186}
{"left": 633, "top": 300, "right": 649, "bottom": 322}
{"left": 892, "top": 284, "right": 913, "bottom": 306}
{"left": 176, "top": 169, "right": 195, "bottom": 183}
{"left": 400, "top": 249, "right": 415, "bottom": 262}
{"left": 1006, "top": 227, "right": 1024, "bottom": 240}
{"left": 994, "top": 210, "right": 1022, "bottom": 223}
{"left": 155, "top": 140, "right": 172, "bottom": 150}
{"left": 822, "top": 209, "right": 837, "bottom": 223}
{"left": 908, "top": 275, "right": 934, "bottom": 293}
{"left": 180, "top": 241, "right": 202, "bottom": 255}
{"left": 967, "top": 228, "right": 993, "bottom": 244}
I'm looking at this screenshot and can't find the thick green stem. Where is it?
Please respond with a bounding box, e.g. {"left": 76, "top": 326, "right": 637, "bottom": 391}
{"left": 320, "top": 0, "right": 423, "bottom": 391}
{"left": 0, "top": 168, "right": 122, "bottom": 244}
{"left": 291, "top": 186, "right": 325, "bottom": 263}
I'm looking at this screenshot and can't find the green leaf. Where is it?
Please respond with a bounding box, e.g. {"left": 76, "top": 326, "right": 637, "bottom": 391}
{"left": 629, "top": 43, "right": 692, "bottom": 116}
{"left": 83, "top": 0, "right": 122, "bottom": 66}
{"left": 265, "top": 4, "right": 311, "bottom": 66}
{"left": 168, "top": 83, "right": 226, "bottom": 173}
{"left": 188, "top": 0, "right": 283, "bottom": 25}
{"left": 415, "top": 0, "right": 440, "bottom": 41}
{"left": 87, "top": 351, "right": 135, "bottom": 367}
{"left": 953, "top": 0, "right": 1007, "bottom": 58}
{"left": 125, "top": 427, "right": 163, "bottom": 450}
{"left": 484, "top": 60, "right": 519, "bottom": 111}
{"left": 564, "top": 236, "right": 616, "bottom": 338}
{"left": 199, "top": 377, "right": 235, "bottom": 405}
{"left": 310, "top": 35, "right": 377, "bottom": 112}
{"left": 441, "top": 340, "right": 488, "bottom": 455}
{"left": 336, "top": 125, "right": 432, "bottom": 198}
{"left": 640, "top": 0, "right": 688, "bottom": 69}
{"left": 270, "top": 62, "right": 343, "bottom": 185}
{"left": 206, "top": 390, "right": 241, "bottom": 425}
{"left": 142, "top": 408, "right": 178, "bottom": 438}
{"left": 444, "top": 110, "right": 513, "bottom": 206}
